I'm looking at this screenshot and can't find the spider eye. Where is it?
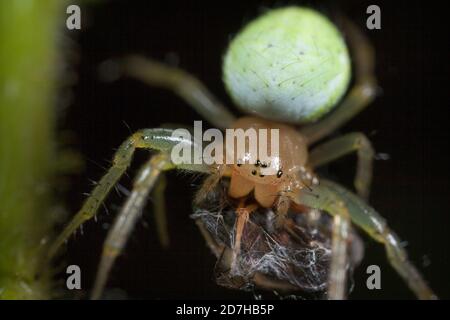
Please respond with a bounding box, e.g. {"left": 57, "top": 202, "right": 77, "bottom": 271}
{"left": 277, "top": 170, "right": 283, "bottom": 178}
{"left": 255, "top": 159, "right": 261, "bottom": 167}
{"left": 251, "top": 170, "right": 257, "bottom": 175}
{"left": 237, "top": 163, "right": 242, "bottom": 167}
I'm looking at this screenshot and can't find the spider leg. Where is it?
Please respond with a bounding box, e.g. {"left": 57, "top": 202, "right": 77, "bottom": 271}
{"left": 328, "top": 206, "right": 351, "bottom": 300}
{"left": 48, "top": 128, "right": 210, "bottom": 259}
{"left": 91, "top": 154, "right": 169, "bottom": 299}
{"left": 194, "top": 165, "right": 231, "bottom": 205}
{"left": 309, "top": 132, "right": 374, "bottom": 199}
{"left": 195, "top": 218, "right": 225, "bottom": 258}
{"left": 301, "top": 18, "right": 377, "bottom": 145}
{"left": 152, "top": 173, "right": 169, "bottom": 248}
{"left": 123, "top": 55, "right": 236, "bottom": 129}
{"left": 274, "top": 193, "right": 291, "bottom": 227}
{"left": 290, "top": 185, "right": 351, "bottom": 299}
{"left": 231, "top": 200, "right": 258, "bottom": 274}
{"left": 297, "top": 179, "right": 437, "bottom": 300}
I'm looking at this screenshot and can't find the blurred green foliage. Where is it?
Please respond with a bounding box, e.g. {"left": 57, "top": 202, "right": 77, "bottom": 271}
{"left": 0, "top": 0, "right": 66, "bottom": 299}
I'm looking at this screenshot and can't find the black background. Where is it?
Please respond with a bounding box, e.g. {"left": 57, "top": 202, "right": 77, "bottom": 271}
{"left": 60, "top": 0, "right": 450, "bottom": 299}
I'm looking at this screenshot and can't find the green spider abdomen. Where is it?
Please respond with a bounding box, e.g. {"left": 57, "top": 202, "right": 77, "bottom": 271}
{"left": 223, "top": 6, "right": 351, "bottom": 124}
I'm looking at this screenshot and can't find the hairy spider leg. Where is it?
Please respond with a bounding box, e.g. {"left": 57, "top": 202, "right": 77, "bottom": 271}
{"left": 194, "top": 164, "right": 231, "bottom": 205}
{"left": 91, "top": 154, "right": 169, "bottom": 299}
{"left": 329, "top": 207, "right": 351, "bottom": 300}
{"left": 301, "top": 17, "right": 378, "bottom": 145}
{"left": 231, "top": 200, "right": 259, "bottom": 273}
{"left": 297, "top": 179, "right": 437, "bottom": 300}
{"left": 152, "top": 173, "right": 169, "bottom": 248}
{"left": 309, "top": 132, "right": 374, "bottom": 199}
{"left": 287, "top": 184, "right": 351, "bottom": 299}
{"left": 124, "top": 55, "right": 236, "bottom": 129}
{"left": 47, "top": 128, "right": 210, "bottom": 260}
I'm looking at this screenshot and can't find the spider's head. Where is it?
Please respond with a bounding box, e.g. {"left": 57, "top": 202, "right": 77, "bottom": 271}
{"left": 229, "top": 116, "right": 309, "bottom": 179}
{"left": 234, "top": 158, "right": 286, "bottom": 185}
{"left": 227, "top": 116, "right": 313, "bottom": 207}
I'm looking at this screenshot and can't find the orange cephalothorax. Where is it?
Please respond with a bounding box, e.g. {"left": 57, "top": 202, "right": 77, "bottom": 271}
{"left": 227, "top": 116, "right": 314, "bottom": 207}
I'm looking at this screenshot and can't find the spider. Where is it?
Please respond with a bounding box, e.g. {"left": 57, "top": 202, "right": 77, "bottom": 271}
{"left": 48, "top": 6, "right": 436, "bottom": 299}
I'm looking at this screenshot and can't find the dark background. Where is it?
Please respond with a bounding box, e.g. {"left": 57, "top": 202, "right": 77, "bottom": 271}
{"left": 60, "top": 0, "right": 450, "bottom": 299}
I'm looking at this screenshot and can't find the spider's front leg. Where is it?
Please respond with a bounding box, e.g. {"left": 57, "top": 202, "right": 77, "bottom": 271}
{"left": 289, "top": 186, "right": 351, "bottom": 300}
{"left": 48, "top": 128, "right": 211, "bottom": 299}
{"left": 298, "top": 179, "right": 437, "bottom": 300}
{"left": 47, "top": 128, "right": 209, "bottom": 259}
{"left": 91, "top": 153, "right": 170, "bottom": 299}
{"left": 152, "top": 173, "right": 170, "bottom": 248}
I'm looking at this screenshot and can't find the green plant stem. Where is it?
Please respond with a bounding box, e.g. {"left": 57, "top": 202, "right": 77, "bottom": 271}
{"left": 0, "top": 0, "right": 65, "bottom": 299}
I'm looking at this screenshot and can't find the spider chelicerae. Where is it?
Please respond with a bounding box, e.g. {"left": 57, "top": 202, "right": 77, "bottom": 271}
{"left": 48, "top": 6, "right": 436, "bottom": 300}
